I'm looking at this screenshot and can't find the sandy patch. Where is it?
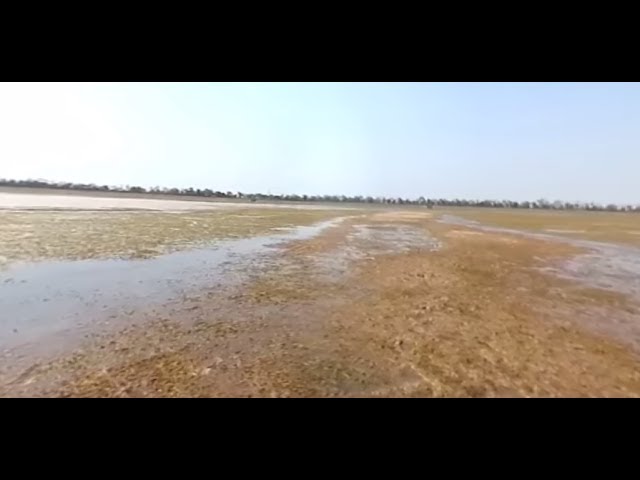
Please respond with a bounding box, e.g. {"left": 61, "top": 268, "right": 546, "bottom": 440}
{"left": 371, "top": 211, "right": 433, "bottom": 222}
{"left": 446, "top": 230, "right": 484, "bottom": 238}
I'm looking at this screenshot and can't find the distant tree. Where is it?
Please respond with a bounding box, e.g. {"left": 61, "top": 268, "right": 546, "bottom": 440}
{"left": 1, "top": 177, "right": 638, "bottom": 213}
{"left": 537, "top": 198, "right": 549, "bottom": 209}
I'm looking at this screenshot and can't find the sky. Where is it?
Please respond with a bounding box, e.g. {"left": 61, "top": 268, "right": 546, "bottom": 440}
{"left": 0, "top": 82, "right": 639, "bottom": 204}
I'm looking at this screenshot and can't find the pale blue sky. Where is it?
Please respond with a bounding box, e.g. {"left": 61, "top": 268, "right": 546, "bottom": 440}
{"left": 1, "top": 82, "right": 639, "bottom": 203}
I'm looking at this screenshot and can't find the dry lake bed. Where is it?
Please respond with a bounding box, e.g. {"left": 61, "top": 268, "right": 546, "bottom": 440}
{"left": 2, "top": 191, "right": 640, "bottom": 397}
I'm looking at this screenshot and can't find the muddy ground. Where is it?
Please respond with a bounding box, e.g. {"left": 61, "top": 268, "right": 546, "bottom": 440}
{"left": 2, "top": 204, "right": 640, "bottom": 397}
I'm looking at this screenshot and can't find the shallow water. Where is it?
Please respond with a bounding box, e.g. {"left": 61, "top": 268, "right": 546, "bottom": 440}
{"left": 310, "top": 224, "right": 441, "bottom": 281}
{"left": 348, "top": 224, "right": 441, "bottom": 254}
{"left": 0, "top": 218, "right": 344, "bottom": 351}
{"left": 440, "top": 214, "right": 640, "bottom": 299}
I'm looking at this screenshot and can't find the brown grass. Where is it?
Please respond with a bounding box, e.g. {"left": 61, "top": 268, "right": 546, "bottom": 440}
{"left": 322, "top": 224, "right": 640, "bottom": 396}
{"left": 440, "top": 207, "right": 640, "bottom": 246}
{"left": 235, "top": 221, "right": 640, "bottom": 397}
{"left": 0, "top": 208, "right": 346, "bottom": 265}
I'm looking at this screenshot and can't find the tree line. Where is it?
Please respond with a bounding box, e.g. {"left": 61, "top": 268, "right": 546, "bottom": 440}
{"left": 1, "top": 178, "right": 639, "bottom": 212}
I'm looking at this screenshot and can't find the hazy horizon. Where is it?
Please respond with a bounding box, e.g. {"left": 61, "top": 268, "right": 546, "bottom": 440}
{"left": 1, "top": 82, "right": 639, "bottom": 204}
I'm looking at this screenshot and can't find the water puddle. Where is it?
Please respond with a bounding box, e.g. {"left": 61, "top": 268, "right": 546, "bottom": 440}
{"left": 0, "top": 218, "right": 345, "bottom": 351}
